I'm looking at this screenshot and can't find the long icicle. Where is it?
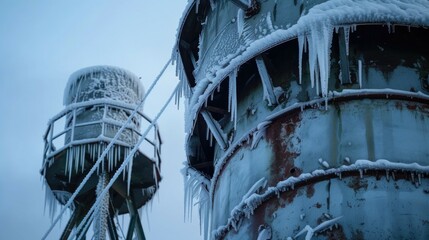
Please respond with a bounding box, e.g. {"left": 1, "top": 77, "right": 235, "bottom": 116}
{"left": 228, "top": 68, "right": 238, "bottom": 130}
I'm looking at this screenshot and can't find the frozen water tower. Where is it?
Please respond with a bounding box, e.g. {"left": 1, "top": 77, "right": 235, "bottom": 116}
{"left": 177, "top": 0, "right": 429, "bottom": 239}
{"left": 41, "top": 66, "right": 161, "bottom": 239}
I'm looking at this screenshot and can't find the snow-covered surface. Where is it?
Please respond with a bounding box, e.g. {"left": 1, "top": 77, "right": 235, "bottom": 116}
{"left": 294, "top": 216, "right": 343, "bottom": 240}
{"left": 179, "top": 0, "right": 429, "bottom": 136}
{"left": 209, "top": 88, "right": 429, "bottom": 197}
{"left": 257, "top": 225, "right": 272, "bottom": 240}
{"left": 204, "top": 89, "right": 429, "bottom": 239}
{"left": 213, "top": 159, "right": 429, "bottom": 239}
{"left": 176, "top": 0, "right": 429, "bottom": 239}
{"left": 64, "top": 65, "right": 144, "bottom": 106}
{"left": 41, "top": 100, "right": 155, "bottom": 179}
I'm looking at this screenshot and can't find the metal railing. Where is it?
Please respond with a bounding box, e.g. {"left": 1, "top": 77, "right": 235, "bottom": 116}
{"left": 42, "top": 100, "right": 162, "bottom": 171}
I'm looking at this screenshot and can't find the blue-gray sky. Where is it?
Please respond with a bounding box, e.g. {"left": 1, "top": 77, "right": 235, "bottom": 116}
{"left": 0, "top": 1, "right": 201, "bottom": 239}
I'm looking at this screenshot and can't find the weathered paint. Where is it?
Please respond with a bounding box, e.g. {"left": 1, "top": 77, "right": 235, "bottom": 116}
{"left": 178, "top": 1, "right": 429, "bottom": 239}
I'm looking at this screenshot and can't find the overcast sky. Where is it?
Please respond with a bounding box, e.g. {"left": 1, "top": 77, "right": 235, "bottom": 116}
{"left": 0, "top": 1, "right": 202, "bottom": 239}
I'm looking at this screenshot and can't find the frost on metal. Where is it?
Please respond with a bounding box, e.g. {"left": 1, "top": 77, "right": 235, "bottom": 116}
{"left": 212, "top": 159, "right": 429, "bottom": 239}
{"left": 41, "top": 65, "right": 162, "bottom": 234}
{"left": 93, "top": 172, "right": 109, "bottom": 240}
{"left": 177, "top": 0, "right": 429, "bottom": 135}
{"left": 64, "top": 65, "right": 144, "bottom": 105}
{"left": 294, "top": 216, "right": 343, "bottom": 240}
{"left": 257, "top": 225, "right": 272, "bottom": 240}
{"left": 176, "top": 0, "right": 429, "bottom": 239}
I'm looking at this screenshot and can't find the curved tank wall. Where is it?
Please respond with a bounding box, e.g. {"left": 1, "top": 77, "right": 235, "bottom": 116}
{"left": 177, "top": 0, "right": 429, "bottom": 239}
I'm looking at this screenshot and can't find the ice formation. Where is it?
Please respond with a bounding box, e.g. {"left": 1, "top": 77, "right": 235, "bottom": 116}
{"left": 174, "top": 0, "right": 429, "bottom": 239}
{"left": 251, "top": 121, "right": 270, "bottom": 149}
{"left": 237, "top": 9, "right": 245, "bottom": 37}
{"left": 255, "top": 56, "right": 278, "bottom": 106}
{"left": 228, "top": 68, "right": 238, "bottom": 129}
{"left": 64, "top": 65, "right": 144, "bottom": 106}
{"left": 93, "top": 173, "right": 109, "bottom": 240}
{"left": 257, "top": 225, "right": 272, "bottom": 240}
{"left": 41, "top": 64, "right": 173, "bottom": 239}
{"left": 295, "top": 216, "right": 342, "bottom": 240}
{"left": 213, "top": 159, "right": 429, "bottom": 238}
{"left": 178, "top": 0, "right": 429, "bottom": 135}
{"left": 67, "top": 83, "right": 179, "bottom": 240}
{"left": 182, "top": 164, "right": 211, "bottom": 240}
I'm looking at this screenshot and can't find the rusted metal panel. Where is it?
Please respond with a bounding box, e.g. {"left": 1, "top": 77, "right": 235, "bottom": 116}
{"left": 179, "top": 1, "right": 429, "bottom": 239}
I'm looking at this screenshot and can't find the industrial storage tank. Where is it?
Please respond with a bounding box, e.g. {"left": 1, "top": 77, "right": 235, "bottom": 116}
{"left": 176, "top": 1, "right": 429, "bottom": 239}
{"left": 41, "top": 66, "right": 161, "bottom": 239}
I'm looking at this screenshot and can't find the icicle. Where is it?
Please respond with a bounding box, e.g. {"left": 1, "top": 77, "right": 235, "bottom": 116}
{"left": 195, "top": 0, "right": 200, "bottom": 13}
{"left": 74, "top": 146, "right": 79, "bottom": 174}
{"left": 298, "top": 34, "right": 305, "bottom": 84}
{"left": 152, "top": 164, "right": 158, "bottom": 190}
{"left": 307, "top": 34, "right": 316, "bottom": 89}
{"left": 343, "top": 26, "right": 350, "bottom": 56}
{"left": 181, "top": 165, "right": 211, "bottom": 239}
{"left": 237, "top": 9, "right": 245, "bottom": 37}
{"left": 313, "top": 23, "right": 334, "bottom": 98}
{"left": 205, "top": 126, "right": 210, "bottom": 141}
{"left": 118, "top": 147, "right": 121, "bottom": 168}
{"left": 359, "top": 169, "right": 363, "bottom": 178}
{"left": 344, "top": 158, "right": 350, "bottom": 165}
{"left": 65, "top": 147, "right": 69, "bottom": 176}
{"left": 358, "top": 59, "right": 363, "bottom": 88}
{"left": 127, "top": 155, "right": 133, "bottom": 194}
{"left": 315, "top": 61, "right": 320, "bottom": 96}
{"left": 68, "top": 148, "right": 73, "bottom": 182}
{"left": 266, "top": 12, "right": 274, "bottom": 32}
{"left": 228, "top": 68, "right": 238, "bottom": 130}
{"left": 418, "top": 173, "right": 422, "bottom": 186}
{"left": 81, "top": 145, "right": 85, "bottom": 173}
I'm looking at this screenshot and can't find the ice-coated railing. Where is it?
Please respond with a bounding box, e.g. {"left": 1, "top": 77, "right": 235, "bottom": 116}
{"left": 41, "top": 99, "right": 162, "bottom": 175}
